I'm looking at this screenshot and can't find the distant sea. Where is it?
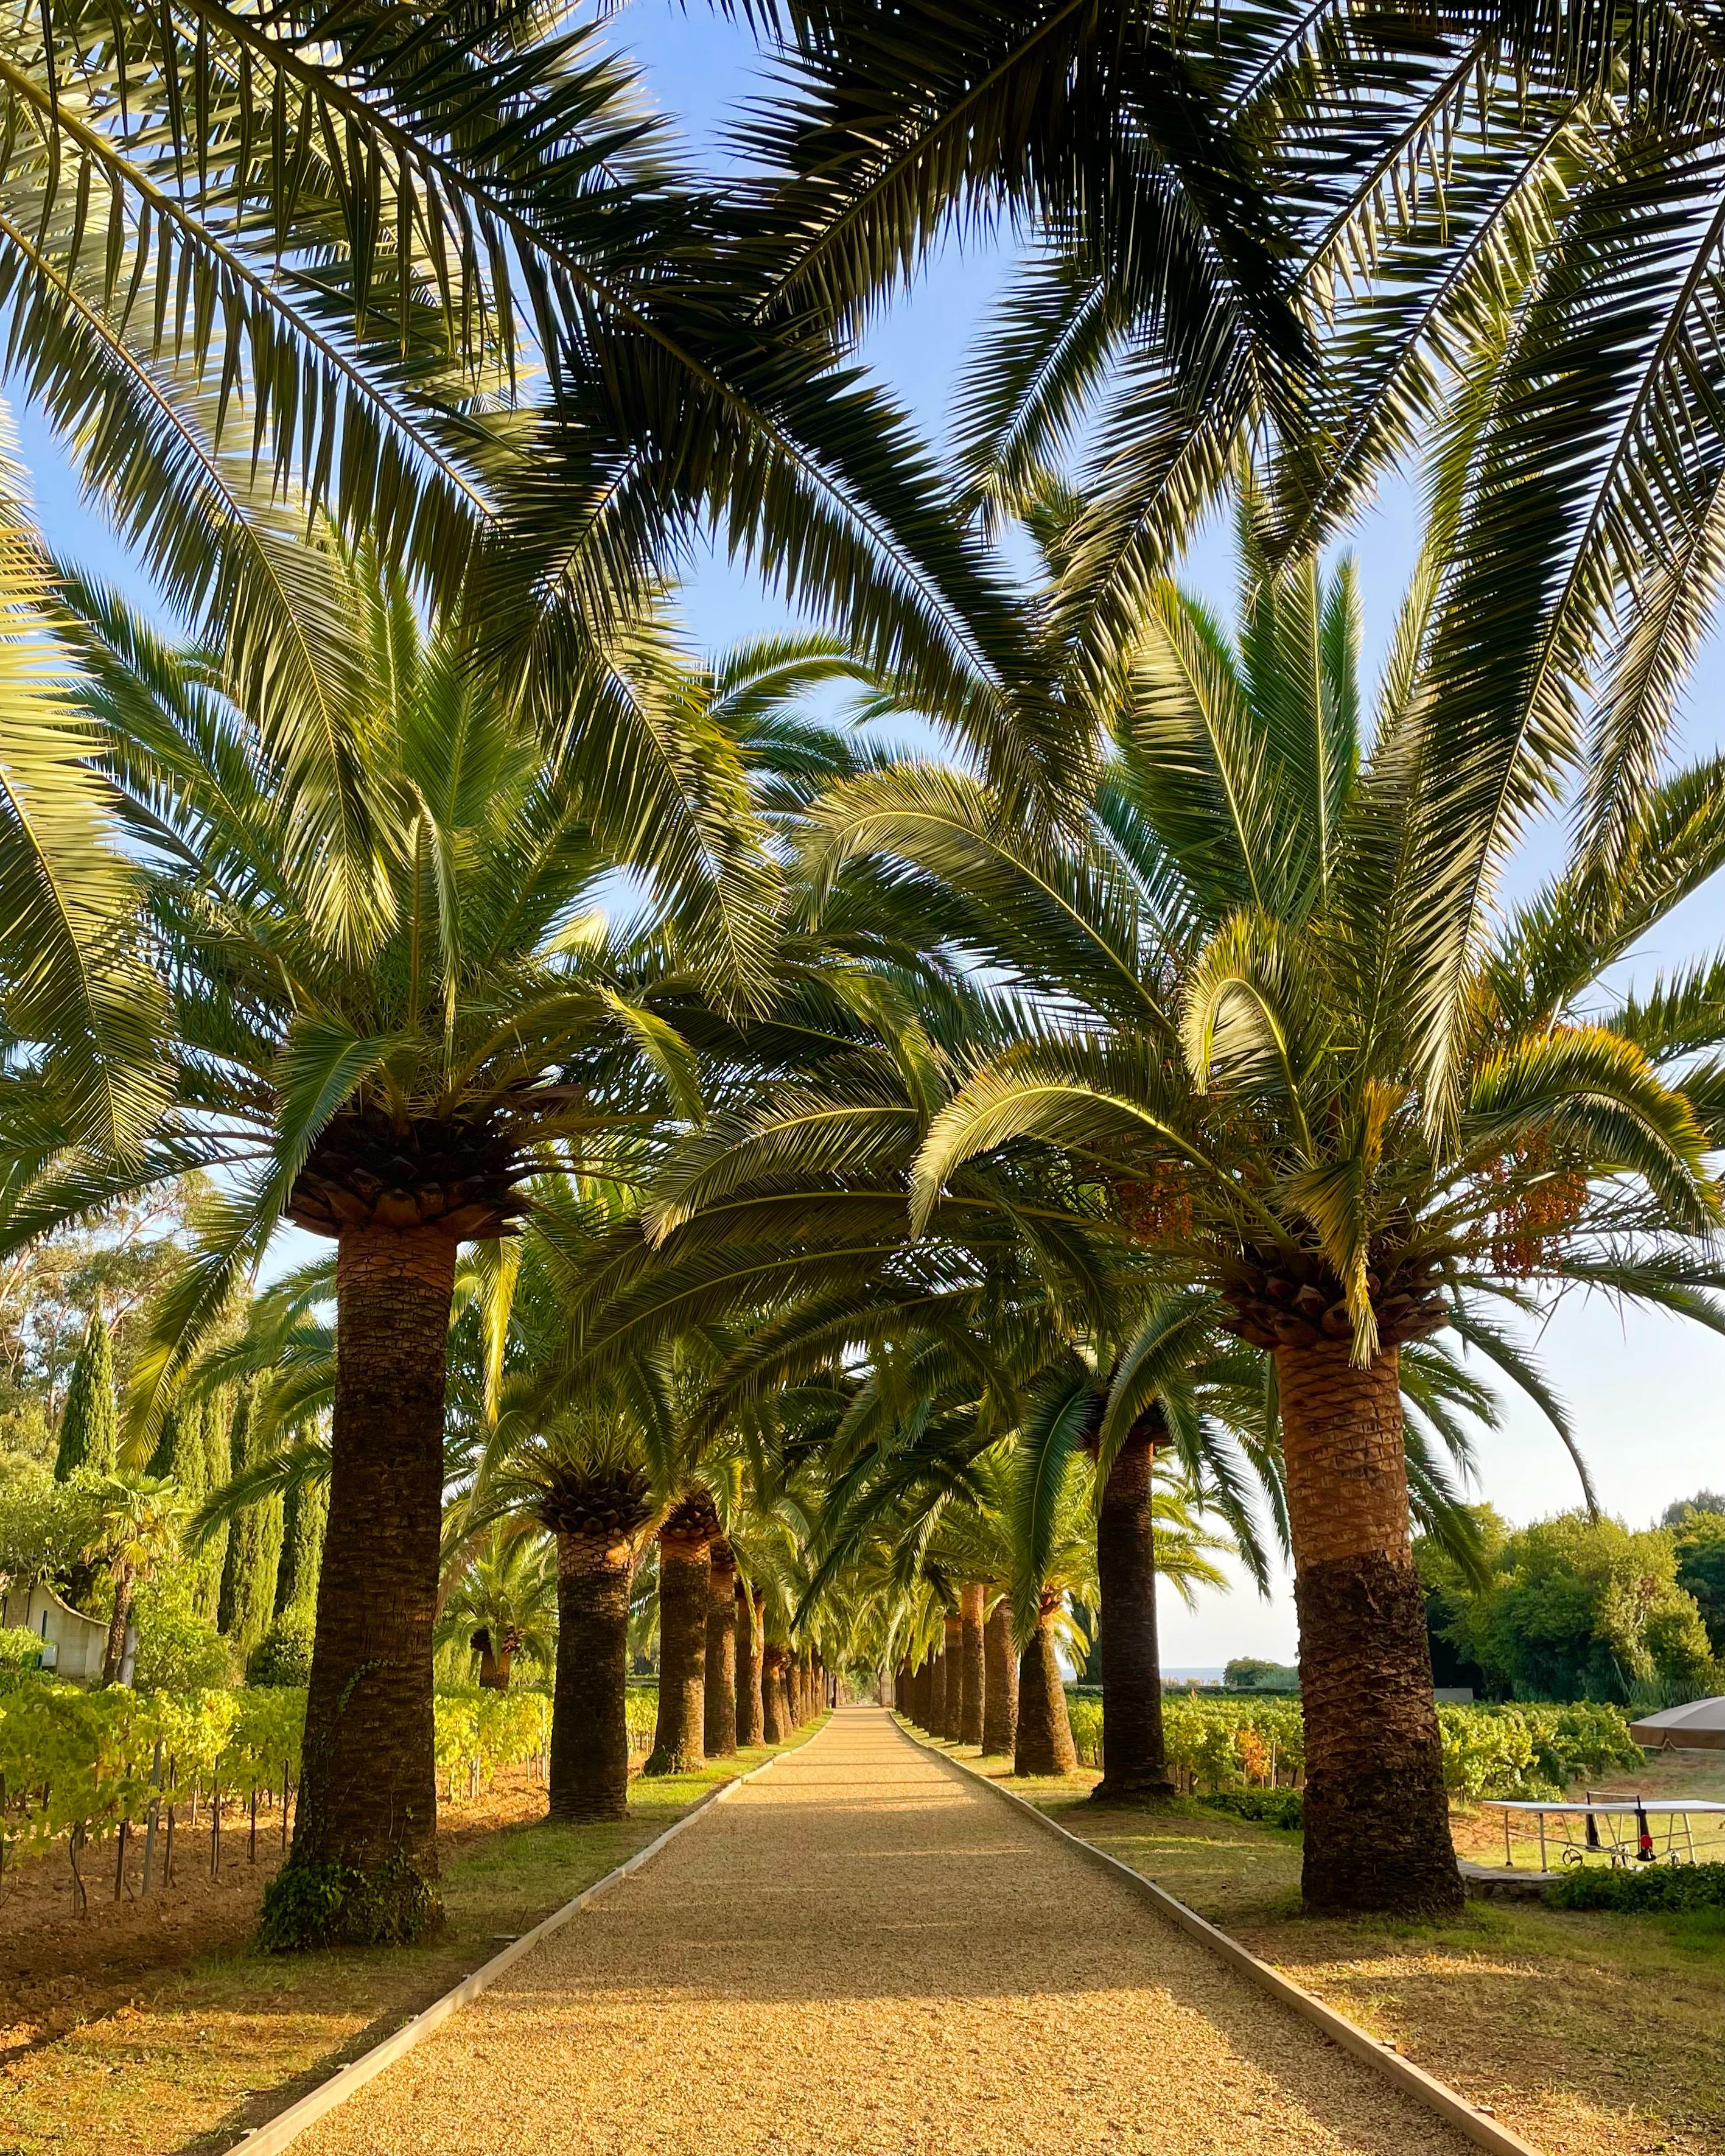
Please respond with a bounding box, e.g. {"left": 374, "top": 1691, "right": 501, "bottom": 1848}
{"left": 1160, "top": 1667, "right": 1228, "bottom": 1683}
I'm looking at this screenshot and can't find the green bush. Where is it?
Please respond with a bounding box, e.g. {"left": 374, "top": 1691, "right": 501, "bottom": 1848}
{"left": 1201, "top": 1788, "right": 1303, "bottom": 1829}
{"left": 257, "top": 1852, "right": 441, "bottom": 1950}
{"left": 1066, "top": 1694, "right": 1102, "bottom": 1767}
{"left": 247, "top": 1619, "right": 313, "bottom": 1688}
{"left": 0, "top": 1625, "right": 44, "bottom": 1673}
{"left": 130, "top": 1577, "right": 236, "bottom": 1692}
{"left": 1545, "top": 1863, "right": 1725, "bottom": 1914}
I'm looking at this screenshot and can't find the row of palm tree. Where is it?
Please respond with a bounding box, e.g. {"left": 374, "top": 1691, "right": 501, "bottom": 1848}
{"left": 2, "top": 0, "right": 1724, "bottom": 1942}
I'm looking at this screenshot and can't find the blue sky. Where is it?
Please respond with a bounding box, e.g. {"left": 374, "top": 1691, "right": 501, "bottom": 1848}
{"left": 11, "top": 0, "right": 1725, "bottom": 1665}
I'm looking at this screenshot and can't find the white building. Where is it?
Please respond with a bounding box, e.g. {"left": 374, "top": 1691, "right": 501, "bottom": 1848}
{"left": 0, "top": 1578, "right": 113, "bottom": 1682}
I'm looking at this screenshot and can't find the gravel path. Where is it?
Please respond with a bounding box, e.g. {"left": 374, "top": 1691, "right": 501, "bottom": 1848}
{"left": 292, "top": 1707, "right": 1475, "bottom": 2155}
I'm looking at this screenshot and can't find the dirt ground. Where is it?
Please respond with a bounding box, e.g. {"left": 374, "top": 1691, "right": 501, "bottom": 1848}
{"left": 0, "top": 1741, "right": 810, "bottom": 2156}
{"left": 0, "top": 1769, "right": 548, "bottom": 2062}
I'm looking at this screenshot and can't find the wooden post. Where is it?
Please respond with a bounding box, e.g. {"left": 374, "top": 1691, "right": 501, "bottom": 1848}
{"left": 142, "top": 1739, "right": 163, "bottom": 1895}
{"left": 211, "top": 1780, "right": 220, "bottom": 1880}
{"left": 114, "top": 1817, "right": 128, "bottom": 1900}
{"left": 281, "top": 1763, "right": 290, "bottom": 1850}
{"left": 250, "top": 1784, "right": 258, "bottom": 1863}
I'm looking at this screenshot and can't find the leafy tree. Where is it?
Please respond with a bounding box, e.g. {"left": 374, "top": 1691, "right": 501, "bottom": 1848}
{"left": 0, "top": 1186, "right": 201, "bottom": 1457}
{"left": 54, "top": 1308, "right": 117, "bottom": 1480}
{"left": 198, "top": 1397, "right": 233, "bottom": 1624}
{"left": 1224, "top": 1658, "right": 1296, "bottom": 1690}
{"left": 1664, "top": 1492, "right": 1725, "bottom": 1526}
{"left": 1429, "top": 1513, "right": 1715, "bottom": 1704}
{"left": 0, "top": 1454, "right": 90, "bottom": 1585}
{"left": 130, "top": 1573, "right": 234, "bottom": 1692}
{"left": 274, "top": 1478, "right": 327, "bottom": 1634}
{"left": 1671, "top": 1511, "right": 1725, "bottom": 1659}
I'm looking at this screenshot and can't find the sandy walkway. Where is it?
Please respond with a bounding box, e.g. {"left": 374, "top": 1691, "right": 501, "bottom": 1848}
{"left": 292, "top": 1707, "right": 1474, "bottom": 2155}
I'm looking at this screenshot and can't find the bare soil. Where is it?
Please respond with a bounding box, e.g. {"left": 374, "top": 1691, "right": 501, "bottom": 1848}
{"left": 0, "top": 1771, "right": 547, "bottom": 2063}
{"left": 0, "top": 1744, "right": 803, "bottom": 2156}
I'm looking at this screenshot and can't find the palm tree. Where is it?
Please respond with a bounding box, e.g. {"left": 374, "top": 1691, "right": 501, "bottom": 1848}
{"left": 438, "top": 1524, "right": 556, "bottom": 1692}
{"left": 3, "top": 553, "right": 762, "bottom": 1944}
{"left": 79, "top": 1472, "right": 185, "bottom": 1681}
{"left": 822, "top": 516, "right": 1725, "bottom": 1912}
{"left": 6, "top": 0, "right": 1066, "bottom": 870}
{"left": 1008, "top": 1445, "right": 1227, "bottom": 1780}
{"left": 0, "top": 433, "right": 163, "bottom": 1160}
{"left": 736, "top": 0, "right": 1725, "bottom": 858}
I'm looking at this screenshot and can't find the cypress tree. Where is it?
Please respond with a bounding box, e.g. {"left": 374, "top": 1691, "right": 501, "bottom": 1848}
{"left": 54, "top": 1308, "right": 117, "bottom": 1480}
{"left": 275, "top": 1472, "right": 327, "bottom": 1626}
{"left": 198, "top": 1395, "right": 232, "bottom": 1622}
{"left": 217, "top": 1387, "right": 284, "bottom": 1649}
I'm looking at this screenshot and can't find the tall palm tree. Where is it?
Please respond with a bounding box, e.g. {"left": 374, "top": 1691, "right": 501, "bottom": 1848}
{"left": 735, "top": 0, "right": 1725, "bottom": 863}
{"left": 1, "top": 553, "right": 757, "bottom": 1943}
{"left": 817, "top": 517, "right": 1725, "bottom": 1913}
{"left": 0, "top": 430, "right": 163, "bottom": 1159}
{"left": 4, "top": 0, "right": 1063, "bottom": 830}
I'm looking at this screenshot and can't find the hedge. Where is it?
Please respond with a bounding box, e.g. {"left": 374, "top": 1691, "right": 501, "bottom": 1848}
{"left": 1057, "top": 1693, "right": 1639, "bottom": 1799}
{"left": 1545, "top": 1862, "right": 1725, "bottom": 1914}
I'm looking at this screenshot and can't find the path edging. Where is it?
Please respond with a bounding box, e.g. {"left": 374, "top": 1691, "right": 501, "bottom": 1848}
{"left": 892, "top": 1715, "right": 1542, "bottom": 2156}
{"left": 226, "top": 1733, "right": 817, "bottom": 2156}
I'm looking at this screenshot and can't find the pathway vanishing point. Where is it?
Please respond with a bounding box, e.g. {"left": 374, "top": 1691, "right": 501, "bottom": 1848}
{"left": 290, "top": 1706, "right": 1477, "bottom": 2155}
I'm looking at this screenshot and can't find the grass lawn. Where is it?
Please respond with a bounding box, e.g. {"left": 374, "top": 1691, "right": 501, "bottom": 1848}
{"left": 0, "top": 1729, "right": 820, "bottom": 2156}
{"left": 943, "top": 1739, "right": 1725, "bottom": 2156}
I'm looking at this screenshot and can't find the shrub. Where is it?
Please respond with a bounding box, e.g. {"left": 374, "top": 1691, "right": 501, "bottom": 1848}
{"left": 247, "top": 1619, "right": 313, "bottom": 1688}
{"left": 0, "top": 1625, "right": 43, "bottom": 1673}
{"left": 1545, "top": 1863, "right": 1725, "bottom": 1914}
{"left": 1201, "top": 1788, "right": 1303, "bottom": 1829}
{"left": 130, "top": 1577, "right": 235, "bottom": 1692}
{"left": 1066, "top": 1694, "right": 1102, "bottom": 1767}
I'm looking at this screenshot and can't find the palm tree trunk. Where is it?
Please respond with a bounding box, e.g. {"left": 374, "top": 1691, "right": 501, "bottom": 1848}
{"left": 926, "top": 1643, "right": 946, "bottom": 1734}
{"left": 940, "top": 1615, "right": 964, "bottom": 1740}
{"left": 548, "top": 1528, "right": 634, "bottom": 1822}
{"left": 271, "top": 1224, "right": 452, "bottom": 1947}
{"left": 645, "top": 1527, "right": 709, "bottom": 1775}
{"left": 1091, "top": 1422, "right": 1174, "bottom": 1804}
{"left": 1015, "top": 1610, "right": 1077, "bottom": 1776}
{"left": 982, "top": 1598, "right": 1018, "bottom": 1756}
{"left": 762, "top": 1645, "right": 786, "bottom": 1744}
{"left": 475, "top": 1633, "right": 511, "bottom": 1690}
{"left": 959, "top": 1583, "right": 985, "bottom": 1745}
{"left": 735, "top": 1578, "right": 764, "bottom": 1746}
{"left": 102, "top": 1564, "right": 133, "bottom": 1684}
{"left": 1277, "top": 1338, "right": 1461, "bottom": 1916}
{"left": 704, "top": 1541, "right": 738, "bottom": 1758}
